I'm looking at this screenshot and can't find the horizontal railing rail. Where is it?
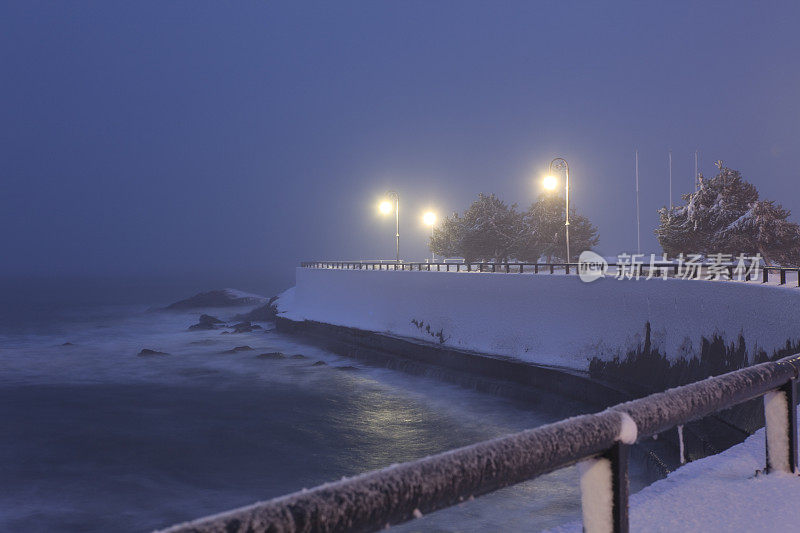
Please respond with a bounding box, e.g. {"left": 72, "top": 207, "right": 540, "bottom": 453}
{"left": 161, "top": 354, "right": 800, "bottom": 533}
{"left": 299, "top": 261, "right": 800, "bottom": 286}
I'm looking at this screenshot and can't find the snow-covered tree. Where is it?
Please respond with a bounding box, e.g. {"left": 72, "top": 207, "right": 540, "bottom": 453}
{"left": 430, "top": 193, "right": 524, "bottom": 262}
{"left": 429, "top": 212, "right": 465, "bottom": 259}
{"left": 431, "top": 192, "right": 599, "bottom": 263}
{"left": 518, "top": 194, "right": 599, "bottom": 262}
{"left": 656, "top": 167, "right": 800, "bottom": 266}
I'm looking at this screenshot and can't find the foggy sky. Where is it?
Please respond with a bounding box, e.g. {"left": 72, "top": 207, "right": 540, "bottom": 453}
{"left": 2, "top": 1, "right": 799, "bottom": 293}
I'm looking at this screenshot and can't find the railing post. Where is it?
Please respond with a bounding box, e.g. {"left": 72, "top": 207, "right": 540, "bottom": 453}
{"left": 764, "top": 379, "right": 798, "bottom": 474}
{"left": 506, "top": 263, "right": 510, "bottom": 273}
{"left": 550, "top": 264, "right": 554, "bottom": 274}
{"left": 608, "top": 443, "right": 630, "bottom": 533}
{"left": 579, "top": 442, "right": 629, "bottom": 533}
{"left": 566, "top": 263, "right": 570, "bottom": 275}
{"left": 781, "top": 269, "right": 786, "bottom": 285}
{"left": 534, "top": 264, "right": 538, "bottom": 274}
{"left": 764, "top": 267, "right": 769, "bottom": 283}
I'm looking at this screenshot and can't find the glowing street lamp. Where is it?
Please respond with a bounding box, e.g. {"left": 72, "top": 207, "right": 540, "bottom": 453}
{"left": 379, "top": 191, "right": 400, "bottom": 263}
{"left": 423, "top": 211, "right": 437, "bottom": 262}
{"left": 542, "top": 174, "right": 558, "bottom": 191}
{"left": 544, "top": 158, "right": 571, "bottom": 262}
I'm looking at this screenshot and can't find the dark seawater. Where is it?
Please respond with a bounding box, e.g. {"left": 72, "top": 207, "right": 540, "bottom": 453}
{"left": 0, "top": 280, "right": 647, "bottom": 532}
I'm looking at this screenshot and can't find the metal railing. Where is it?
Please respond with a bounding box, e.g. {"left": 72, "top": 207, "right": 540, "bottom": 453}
{"left": 300, "top": 261, "right": 800, "bottom": 286}
{"left": 161, "top": 354, "right": 800, "bottom": 533}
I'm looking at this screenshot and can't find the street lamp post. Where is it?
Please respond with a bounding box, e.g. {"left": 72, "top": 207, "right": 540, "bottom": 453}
{"left": 546, "top": 157, "right": 570, "bottom": 263}
{"left": 379, "top": 191, "right": 400, "bottom": 263}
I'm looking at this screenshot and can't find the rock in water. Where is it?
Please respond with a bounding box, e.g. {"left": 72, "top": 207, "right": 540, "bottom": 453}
{"left": 233, "top": 296, "right": 279, "bottom": 322}
{"left": 220, "top": 346, "right": 253, "bottom": 354}
{"left": 138, "top": 349, "right": 169, "bottom": 356}
{"left": 165, "top": 289, "right": 267, "bottom": 310}
{"left": 188, "top": 314, "right": 225, "bottom": 331}
{"left": 257, "top": 352, "right": 285, "bottom": 359}
{"left": 312, "top": 360, "right": 327, "bottom": 366}
{"left": 231, "top": 322, "right": 262, "bottom": 333}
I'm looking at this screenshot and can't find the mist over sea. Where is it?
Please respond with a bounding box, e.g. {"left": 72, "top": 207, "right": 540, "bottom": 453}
{"left": 0, "top": 276, "right": 643, "bottom": 532}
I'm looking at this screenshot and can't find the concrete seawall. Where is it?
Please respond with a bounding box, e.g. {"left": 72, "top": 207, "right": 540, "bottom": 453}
{"left": 279, "top": 267, "right": 800, "bottom": 369}
{"left": 275, "top": 316, "right": 631, "bottom": 408}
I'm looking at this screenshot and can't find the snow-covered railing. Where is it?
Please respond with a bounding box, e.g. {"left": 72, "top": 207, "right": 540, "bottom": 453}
{"left": 300, "top": 261, "right": 800, "bottom": 286}
{"left": 160, "top": 355, "right": 800, "bottom": 533}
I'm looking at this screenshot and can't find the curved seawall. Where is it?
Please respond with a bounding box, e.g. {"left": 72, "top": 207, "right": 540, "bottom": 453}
{"left": 279, "top": 267, "right": 800, "bottom": 370}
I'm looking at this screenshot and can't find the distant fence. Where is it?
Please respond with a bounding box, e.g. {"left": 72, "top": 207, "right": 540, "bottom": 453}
{"left": 161, "top": 355, "right": 800, "bottom": 533}
{"left": 300, "top": 261, "right": 800, "bottom": 286}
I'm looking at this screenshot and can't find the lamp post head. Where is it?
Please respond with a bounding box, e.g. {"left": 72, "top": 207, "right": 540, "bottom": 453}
{"left": 543, "top": 175, "right": 558, "bottom": 191}
{"left": 422, "top": 211, "right": 437, "bottom": 226}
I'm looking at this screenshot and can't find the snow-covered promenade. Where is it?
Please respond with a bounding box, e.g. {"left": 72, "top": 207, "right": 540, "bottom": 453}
{"left": 553, "top": 419, "right": 800, "bottom": 532}
{"left": 278, "top": 266, "right": 800, "bottom": 369}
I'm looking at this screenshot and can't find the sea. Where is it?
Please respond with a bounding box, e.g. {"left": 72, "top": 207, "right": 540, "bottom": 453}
{"left": 0, "top": 276, "right": 649, "bottom": 532}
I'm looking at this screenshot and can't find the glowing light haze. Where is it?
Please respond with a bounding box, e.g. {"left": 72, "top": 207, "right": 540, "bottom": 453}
{"left": 2, "top": 1, "right": 798, "bottom": 295}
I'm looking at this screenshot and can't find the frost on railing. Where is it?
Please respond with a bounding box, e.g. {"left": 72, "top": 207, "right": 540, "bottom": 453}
{"left": 160, "top": 355, "right": 800, "bottom": 533}
{"left": 299, "top": 261, "right": 800, "bottom": 287}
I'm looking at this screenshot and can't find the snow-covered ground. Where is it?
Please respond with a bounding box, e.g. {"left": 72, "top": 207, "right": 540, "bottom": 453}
{"left": 552, "top": 420, "right": 800, "bottom": 532}
{"left": 277, "top": 268, "right": 800, "bottom": 369}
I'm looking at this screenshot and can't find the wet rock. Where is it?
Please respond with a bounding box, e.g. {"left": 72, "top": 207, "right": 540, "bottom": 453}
{"left": 257, "top": 352, "right": 286, "bottom": 360}
{"left": 188, "top": 314, "right": 225, "bottom": 331}
{"left": 335, "top": 365, "right": 358, "bottom": 371}
{"left": 165, "top": 289, "right": 266, "bottom": 310}
{"left": 138, "top": 349, "right": 169, "bottom": 356}
{"left": 312, "top": 360, "right": 327, "bottom": 366}
{"left": 60, "top": 342, "right": 74, "bottom": 346}
{"left": 220, "top": 346, "right": 253, "bottom": 354}
{"left": 290, "top": 354, "right": 307, "bottom": 360}
{"left": 233, "top": 296, "right": 279, "bottom": 322}
{"left": 231, "top": 322, "right": 262, "bottom": 334}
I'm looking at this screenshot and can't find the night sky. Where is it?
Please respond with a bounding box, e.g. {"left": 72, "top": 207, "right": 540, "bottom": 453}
{"left": 2, "top": 1, "right": 798, "bottom": 293}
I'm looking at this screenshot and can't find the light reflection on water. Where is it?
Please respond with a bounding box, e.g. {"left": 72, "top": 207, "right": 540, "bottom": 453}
{"left": 0, "top": 305, "right": 640, "bottom": 532}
